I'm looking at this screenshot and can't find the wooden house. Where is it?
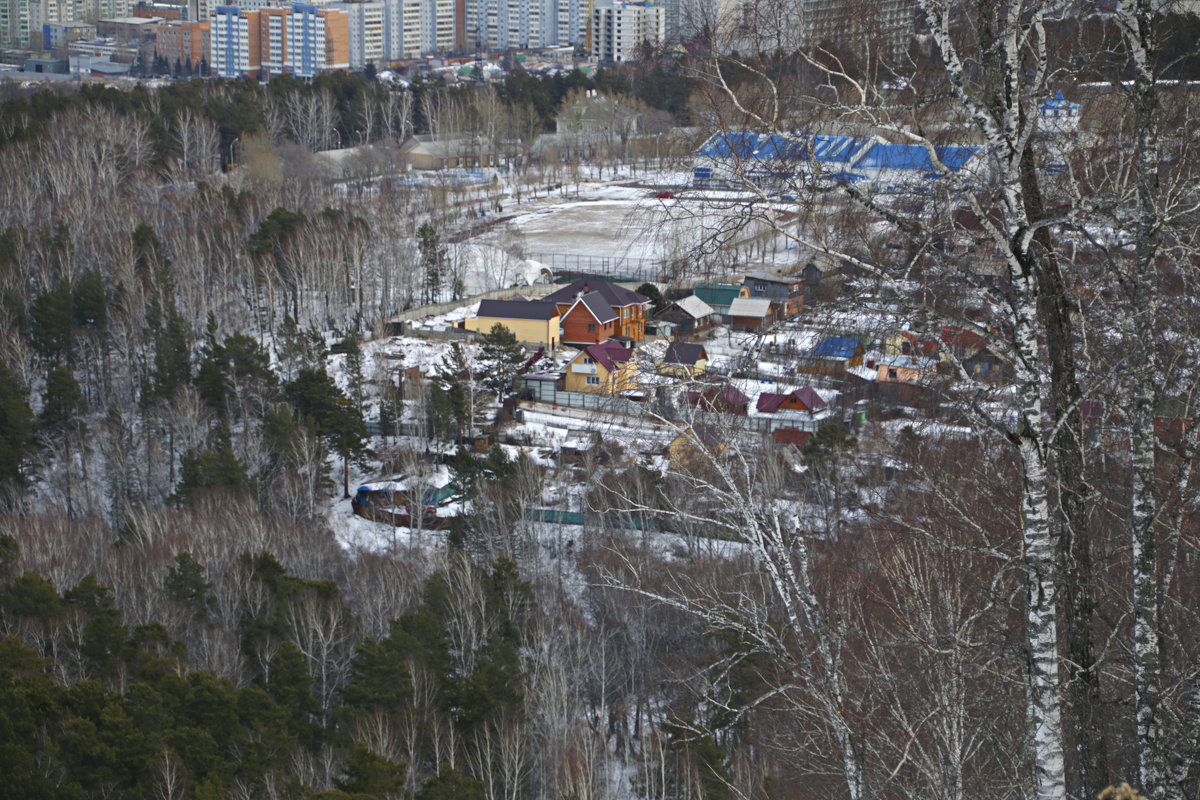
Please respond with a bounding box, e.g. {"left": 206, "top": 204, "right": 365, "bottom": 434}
{"left": 728, "top": 297, "right": 777, "bottom": 332}
{"left": 463, "top": 299, "right": 560, "bottom": 347}
{"left": 655, "top": 295, "right": 716, "bottom": 336}
{"left": 797, "top": 336, "right": 866, "bottom": 376}
{"left": 563, "top": 340, "right": 637, "bottom": 393}
{"left": 667, "top": 424, "right": 728, "bottom": 471}
{"left": 743, "top": 272, "right": 804, "bottom": 317}
{"left": 756, "top": 386, "right": 826, "bottom": 414}
{"left": 559, "top": 292, "right": 619, "bottom": 345}
{"left": 657, "top": 342, "right": 708, "bottom": 377}
{"left": 544, "top": 279, "right": 651, "bottom": 342}
{"left": 682, "top": 383, "right": 751, "bottom": 415}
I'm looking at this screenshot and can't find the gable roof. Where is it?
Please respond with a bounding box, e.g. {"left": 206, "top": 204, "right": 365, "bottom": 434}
{"left": 694, "top": 283, "right": 744, "bottom": 308}
{"left": 812, "top": 336, "right": 863, "bottom": 360}
{"left": 579, "top": 340, "right": 633, "bottom": 372}
{"left": 475, "top": 299, "right": 559, "bottom": 322}
{"left": 757, "top": 386, "right": 827, "bottom": 413}
{"left": 728, "top": 296, "right": 773, "bottom": 318}
{"left": 565, "top": 291, "right": 618, "bottom": 324}
{"left": 544, "top": 279, "right": 649, "bottom": 308}
{"left": 664, "top": 341, "right": 706, "bottom": 365}
{"left": 672, "top": 295, "right": 715, "bottom": 319}
{"left": 684, "top": 384, "right": 751, "bottom": 409}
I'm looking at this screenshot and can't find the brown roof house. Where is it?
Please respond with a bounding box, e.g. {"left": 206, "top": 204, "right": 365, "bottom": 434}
{"left": 545, "top": 280, "right": 651, "bottom": 342}
{"left": 756, "top": 386, "right": 827, "bottom": 414}
{"left": 657, "top": 341, "right": 708, "bottom": 377}
{"left": 666, "top": 424, "right": 728, "bottom": 471}
{"left": 563, "top": 340, "right": 637, "bottom": 393}
{"left": 682, "top": 383, "right": 751, "bottom": 415}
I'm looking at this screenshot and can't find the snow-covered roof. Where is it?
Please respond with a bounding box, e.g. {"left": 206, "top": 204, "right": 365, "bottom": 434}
{"left": 672, "top": 295, "right": 715, "bottom": 319}
{"left": 728, "top": 296, "right": 773, "bottom": 318}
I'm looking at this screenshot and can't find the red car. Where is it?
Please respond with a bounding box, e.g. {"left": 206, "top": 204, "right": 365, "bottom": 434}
{"left": 656, "top": 191, "right": 675, "bottom": 199}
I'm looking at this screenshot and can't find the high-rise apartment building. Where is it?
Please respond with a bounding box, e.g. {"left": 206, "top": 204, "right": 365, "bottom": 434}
{"left": 797, "top": 0, "right": 915, "bottom": 63}
{"left": 550, "top": 0, "right": 585, "bottom": 45}
{"left": 330, "top": 0, "right": 392, "bottom": 66}
{"left": 466, "top": 0, "right": 538, "bottom": 50}
{"left": 590, "top": 0, "right": 662, "bottom": 62}
{"left": 211, "top": 5, "right": 261, "bottom": 75}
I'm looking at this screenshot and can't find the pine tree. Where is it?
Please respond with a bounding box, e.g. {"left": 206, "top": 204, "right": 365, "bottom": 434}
{"left": 286, "top": 367, "right": 368, "bottom": 497}
{"left": 478, "top": 324, "right": 525, "bottom": 399}
{"left": 418, "top": 223, "right": 445, "bottom": 304}
{"left": 341, "top": 332, "right": 365, "bottom": 414}
{"left": 174, "top": 422, "right": 254, "bottom": 504}
{"left": 0, "top": 362, "right": 34, "bottom": 493}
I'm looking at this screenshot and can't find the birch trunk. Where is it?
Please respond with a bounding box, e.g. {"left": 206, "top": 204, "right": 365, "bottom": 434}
{"left": 1116, "top": 0, "right": 1166, "bottom": 794}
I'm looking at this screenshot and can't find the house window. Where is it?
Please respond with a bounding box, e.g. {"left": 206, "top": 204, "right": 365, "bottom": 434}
{"left": 582, "top": 357, "right": 593, "bottom": 365}
{"left": 888, "top": 368, "right": 898, "bottom": 379}
{"left": 586, "top": 375, "right": 600, "bottom": 385}
{"left": 588, "top": 323, "right": 595, "bottom": 332}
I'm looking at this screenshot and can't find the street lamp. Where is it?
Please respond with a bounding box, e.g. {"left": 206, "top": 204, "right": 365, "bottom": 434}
{"left": 227, "top": 136, "right": 240, "bottom": 170}
{"left": 331, "top": 128, "right": 342, "bottom": 149}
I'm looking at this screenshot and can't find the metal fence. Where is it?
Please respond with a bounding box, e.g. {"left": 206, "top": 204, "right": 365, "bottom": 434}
{"left": 521, "top": 381, "right": 822, "bottom": 435}
{"left": 527, "top": 252, "right": 663, "bottom": 282}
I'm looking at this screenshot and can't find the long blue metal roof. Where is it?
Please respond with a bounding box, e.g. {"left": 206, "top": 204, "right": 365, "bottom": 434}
{"left": 696, "top": 132, "right": 807, "bottom": 161}
{"left": 698, "top": 132, "right": 978, "bottom": 175}
{"left": 854, "top": 142, "right": 978, "bottom": 173}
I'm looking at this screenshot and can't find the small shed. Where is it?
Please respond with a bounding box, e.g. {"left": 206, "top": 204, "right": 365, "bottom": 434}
{"left": 797, "top": 336, "right": 866, "bottom": 376}
{"left": 655, "top": 295, "right": 716, "bottom": 336}
{"left": 728, "top": 297, "right": 776, "bottom": 332}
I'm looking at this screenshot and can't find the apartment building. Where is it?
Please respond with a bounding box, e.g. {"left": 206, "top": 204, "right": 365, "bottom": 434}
{"left": 155, "top": 17, "right": 207, "bottom": 63}
{"left": 549, "top": 0, "right": 586, "bottom": 45}
{"left": 590, "top": 0, "right": 662, "bottom": 63}
{"left": 466, "top": 0, "right": 538, "bottom": 50}
{"left": 797, "top": 0, "right": 915, "bottom": 63}
{"left": 288, "top": 4, "right": 348, "bottom": 76}
{"left": 211, "top": 5, "right": 260, "bottom": 76}
{"left": 329, "top": 0, "right": 384, "bottom": 66}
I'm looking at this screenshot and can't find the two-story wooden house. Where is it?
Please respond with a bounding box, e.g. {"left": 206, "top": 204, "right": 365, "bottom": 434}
{"left": 563, "top": 340, "right": 637, "bottom": 393}
{"left": 544, "top": 280, "right": 651, "bottom": 342}
{"left": 743, "top": 272, "right": 804, "bottom": 317}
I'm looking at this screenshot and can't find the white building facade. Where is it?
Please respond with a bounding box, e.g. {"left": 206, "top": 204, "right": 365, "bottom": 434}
{"left": 590, "top": 0, "right": 663, "bottom": 62}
